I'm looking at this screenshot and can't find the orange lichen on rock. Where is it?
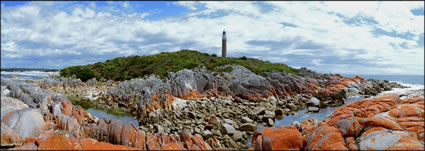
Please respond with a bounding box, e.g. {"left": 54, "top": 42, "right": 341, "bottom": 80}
{"left": 1, "top": 124, "right": 23, "bottom": 146}
{"left": 304, "top": 122, "right": 348, "bottom": 150}
{"left": 38, "top": 131, "right": 82, "bottom": 150}
{"left": 180, "top": 89, "right": 204, "bottom": 100}
{"left": 359, "top": 117, "right": 402, "bottom": 130}
{"left": 321, "top": 76, "right": 363, "bottom": 94}
{"left": 191, "top": 135, "right": 213, "bottom": 150}
{"left": 79, "top": 138, "right": 139, "bottom": 150}
{"left": 261, "top": 126, "right": 303, "bottom": 150}
{"left": 160, "top": 142, "right": 185, "bottom": 150}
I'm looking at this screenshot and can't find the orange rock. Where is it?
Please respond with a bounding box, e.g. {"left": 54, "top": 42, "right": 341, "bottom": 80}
{"left": 146, "top": 133, "right": 159, "bottom": 150}
{"left": 396, "top": 104, "right": 424, "bottom": 118}
{"left": 360, "top": 127, "right": 386, "bottom": 138}
{"left": 301, "top": 118, "right": 319, "bottom": 134}
{"left": 253, "top": 133, "right": 263, "bottom": 150}
{"left": 61, "top": 100, "right": 73, "bottom": 116}
{"left": 79, "top": 138, "right": 139, "bottom": 150}
{"left": 385, "top": 135, "right": 425, "bottom": 150}
{"left": 304, "top": 122, "right": 348, "bottom": 150}
{"left": 190, "top": 144, "right": 202, "bottom": 150}
{"left": 388, "top": 108, "right": 400, "bottom": 118}
{"left": 38, "top": 131, "right": 82, "bottom": 150}
{"left": 160, "top": 142, "right": 184, "bottom": 150}
{"left": 179, "top": 130, "right": 193, "bottom": 148}
{"left": 336, "top": 118, "right": 363, "bottom": 137}
{"left": 261, "top": 126, "right": 303, "bottom": 150}
{"left": 108, "top": 120, "right": 123, "bottom": 145}
{"left": 9, "top": 142, "right": 38, "bottom": 150}
{"left": 398, "top": 121, "right": 425, "bottom": 128}
{"left": 1, "top": 124, "right": 22, "bottom": 146}
{"left": 191, "top": 135, "right": 212, "bottom": 150}
{"left": 120, "top": 122, "right": 137, "bottom": 146}
{"left": 359, "top": 117, "right": 402, "bottom": 130}
{"left": 401, "top": 96, "right": 424, "bottom": 104}
{"left": 345, "top": 137, "right": 358, "bottom": 150}
{"left": 134, "top": 130, "right": 146, "bottom": 149}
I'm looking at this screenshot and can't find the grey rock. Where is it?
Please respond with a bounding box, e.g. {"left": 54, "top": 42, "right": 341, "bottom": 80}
{"left": 1, "top": 97, "right": 29, "bottom": 121}
{"left": 307, "top": 106, "right": 319, "bottom": 112}
{"left": 267, "top": 118, "right": 274, "bottom": 126}
{"left": 290, "top": 121, "right": 301, "bottom": 130}
{"left": 239, "top": 123, "right": 257, "bottom": 132}
{"left": 251, "top": 106, "right": 266, "bottom": 115}
{"left": 359, "top": 129, "right": 410, "bottom": 150}
{"left": 202, "top": 130, "right": 214, "bottom": 140}
{"left": 155, "top": 124, "right": 165, "bottom": 133}
{"left": 87, "top": 78, "right": 97, "bottom": 87}
{"left": 232, "top": 130, "right": 243, "bottom": 142}
{"left": 211, "top": 129, "right": 222, "bottom": 136}
{"left": 220, "top": 123, "right": 237, "bottom": 135}
{"left": 223, "top": 119, "right": 235, "bottom": 125}
{"left": 2, "top": 108, "right": 45, "bottom": 139}
{"left": 241, "top": 116, "right": 253, "bottom": 123}
{"left": 264, "top": 110, "right": 275, "bottom": 118}
{"left": 286, "top": 103, "right": 296, "bottom": 110}
{"left": 188, "top": 112, "right": 196, "bottom": 119}
{"left": 274, "top": 109, "right": 284, "bottom": 116}
{"left": 309, "top": 97, "right": 320, "bottom": 106}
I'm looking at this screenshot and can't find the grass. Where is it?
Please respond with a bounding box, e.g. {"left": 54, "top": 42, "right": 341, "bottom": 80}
{"left": 66, "top": 95, "right": 131, "bottom": 117}
{"left": 60, "top": 50, "right": 299, "bottom": 81}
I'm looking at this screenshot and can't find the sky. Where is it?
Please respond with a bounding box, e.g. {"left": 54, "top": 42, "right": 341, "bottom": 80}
{"left": 1, "top": 1, "right": 424, "bottom": 75}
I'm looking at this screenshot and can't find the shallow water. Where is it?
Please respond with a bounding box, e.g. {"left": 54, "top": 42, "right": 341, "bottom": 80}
{"left": 67, "top": 95, "right": 139, "bottom": 127}
{"left": 86, "top": 108, "right": 139, "bottom": 126}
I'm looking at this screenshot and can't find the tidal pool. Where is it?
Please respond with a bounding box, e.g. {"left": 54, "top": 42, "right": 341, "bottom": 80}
{"left": 67, "top": 95, "right": 139, "bottom": 126}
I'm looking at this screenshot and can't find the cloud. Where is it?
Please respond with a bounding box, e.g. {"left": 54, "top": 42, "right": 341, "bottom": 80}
{"left": 1, "top": 1, "right": 423, "bottom": 75}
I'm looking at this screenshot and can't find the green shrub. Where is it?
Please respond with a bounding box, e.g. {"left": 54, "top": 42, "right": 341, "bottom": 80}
{"left": 60, "top": 50, "right": 299, "bottom": 81}
{"left": 60, "top": 66, "right": 96, "bottom": 81}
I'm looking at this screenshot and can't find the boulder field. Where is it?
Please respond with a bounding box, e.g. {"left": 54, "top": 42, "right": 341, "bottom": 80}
{"left": 249, "top": 93, "right": 424, "bottom": 150}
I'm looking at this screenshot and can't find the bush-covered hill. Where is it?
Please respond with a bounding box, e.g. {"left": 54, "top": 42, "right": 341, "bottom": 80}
{"left": 60, "top": 50, "right": 299, "bottom": 81}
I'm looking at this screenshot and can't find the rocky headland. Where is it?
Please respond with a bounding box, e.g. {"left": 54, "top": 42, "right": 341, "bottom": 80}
{"left": 2, "top": 50, "right": 419, "bottom": 150}
{"left": 2, "top": 63, "right": 413, "bottom": 150}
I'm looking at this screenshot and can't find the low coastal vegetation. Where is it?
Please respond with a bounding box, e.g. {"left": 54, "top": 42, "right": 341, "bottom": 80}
{"left": 60, "top": 50, "right": 299, "bottom": 81}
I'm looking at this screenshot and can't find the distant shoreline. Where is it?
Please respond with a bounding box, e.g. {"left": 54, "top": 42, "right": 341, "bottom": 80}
{"left": 1, "top": 68, "right": 60, "bottom": 72}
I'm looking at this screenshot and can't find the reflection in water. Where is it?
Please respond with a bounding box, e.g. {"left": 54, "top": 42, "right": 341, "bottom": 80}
{"left": 247, "top": 95, "right": 364, "bottom": 147}
{"left": 87, "top": 108, "right": 139, "bottom": 127}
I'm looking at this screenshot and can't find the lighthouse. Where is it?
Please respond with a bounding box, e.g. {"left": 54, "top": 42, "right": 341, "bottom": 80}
{"left": 222, "top": 29, "right": 227, "bottom": 58}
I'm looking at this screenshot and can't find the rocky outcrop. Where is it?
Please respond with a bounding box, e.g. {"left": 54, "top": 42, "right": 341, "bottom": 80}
{"left": 251, "top": 125, "right": 303, "bottom": 150}
{"left": 250, "top": 91, "right": 425, "bottom": 150}
{"left": 99, "top": 65, "right": 403, "bottom": 119}
{"left": 89, "top": 65, "right": 405, "bottom": 149}
{"left": 1, "top": 78, "right": 217, "bottom": 150}
{"left": 39, "top": 77, "right": 85, "bottom": 89}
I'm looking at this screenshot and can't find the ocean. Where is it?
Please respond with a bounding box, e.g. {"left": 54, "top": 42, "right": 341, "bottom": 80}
{"left": 1, "top": 71, "right": 59, "bottom": 81}
{"left": 343, "top": 74, "right": 424, "bottom": 85}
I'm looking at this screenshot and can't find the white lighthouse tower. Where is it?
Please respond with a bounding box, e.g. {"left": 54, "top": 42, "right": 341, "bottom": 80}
{"left": 222, "top": 29, "right": 227, "bottom": 58}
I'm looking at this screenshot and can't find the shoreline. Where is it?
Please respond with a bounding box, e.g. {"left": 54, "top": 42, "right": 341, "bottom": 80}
{"left": 1, "top": 72, "right": 423, "bottom": 150}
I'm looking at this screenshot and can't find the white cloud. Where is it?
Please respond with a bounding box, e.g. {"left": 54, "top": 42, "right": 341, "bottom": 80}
{"left": 1, "top": 2, "right": 423, "bottom": 75}
{"left": 174, "top": 1, "right": 199, "bottom": 10}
